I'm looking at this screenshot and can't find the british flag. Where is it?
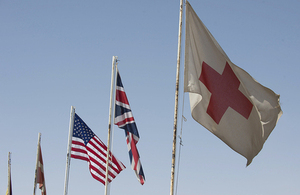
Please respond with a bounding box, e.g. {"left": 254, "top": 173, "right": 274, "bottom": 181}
{"left": 114, "top": 70, "right": 145, "bottom": 185}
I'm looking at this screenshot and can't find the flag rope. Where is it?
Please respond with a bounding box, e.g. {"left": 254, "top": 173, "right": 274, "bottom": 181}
{"left": 175, "top": 87, "right": 187, "bottom": 195}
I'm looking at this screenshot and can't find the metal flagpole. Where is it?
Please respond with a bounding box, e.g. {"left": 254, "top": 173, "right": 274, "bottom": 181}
{"left": 104, "top": 56, "right": 118, "bottom": 195}
{"left": 7, "top": 152, "right": 12, "bottom": 195}
{"left": 63, "top": 106, "right": 76, "bottom": 195}
{"left": 170, "top": 0, "right": 184, "bottom": 195}
{"left": 33, "top": 133, "right": 42, "bottom": 195}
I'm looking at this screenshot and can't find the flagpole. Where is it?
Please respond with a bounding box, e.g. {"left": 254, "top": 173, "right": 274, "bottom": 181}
{"left": 170, "top": 0, "right": 184, "bottom": 195}
{"left": 33, "top": 133, "right": 42, "bottom": 195}
{"left": 7, "top": 152, "right": 12, "bottom": 195}
{"left": 104, "top": 56, "right": 118, "bottom": 195}
{"left": 63, "top": 106, "right": 76, "bottom": 195}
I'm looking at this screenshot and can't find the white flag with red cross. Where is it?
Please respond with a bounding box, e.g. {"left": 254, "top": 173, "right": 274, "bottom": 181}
{"left": 184, "top": 1, "right": 282, "bottom": 165}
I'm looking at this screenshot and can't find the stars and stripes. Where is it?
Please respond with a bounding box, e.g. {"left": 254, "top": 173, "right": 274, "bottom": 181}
{"left": 114, "top": 70, "right": 145, "bottom": 185}
{"left": 71, "top": 113, "right": 125, "bottom": 185}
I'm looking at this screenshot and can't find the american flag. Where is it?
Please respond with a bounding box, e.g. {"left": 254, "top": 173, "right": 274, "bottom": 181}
{"left": 71, "top": 113, "right": 126, "bottom": 185}
{"left": 114, "top": 70, "right": 145, "bottom": 185}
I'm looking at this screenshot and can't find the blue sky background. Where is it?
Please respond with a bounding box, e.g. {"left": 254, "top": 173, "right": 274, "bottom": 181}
{"left": 1, "top": 0, "right": 299, "bottom": 194}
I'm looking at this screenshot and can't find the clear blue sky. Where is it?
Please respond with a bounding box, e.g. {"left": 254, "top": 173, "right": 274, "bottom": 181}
{"left": 1, "top": 0, "right": 299, "bottom": 194}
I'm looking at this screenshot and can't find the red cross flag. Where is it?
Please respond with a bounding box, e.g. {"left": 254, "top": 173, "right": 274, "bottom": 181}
{"left": 184, "top": 1, "right": 282, "bottom": 165}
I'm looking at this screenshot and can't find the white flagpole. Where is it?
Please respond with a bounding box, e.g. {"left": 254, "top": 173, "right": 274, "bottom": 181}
{"left": 63, "top": 106, "right": 76, "bottom": 195}
{"left": 104, "top": 56, "right": 118, "bottom": 195}
{"left": 33, "top": 133, "right": 42, "bottom": 195}
{"left": 170, "top": 0, "right": 184, "bottom": 195}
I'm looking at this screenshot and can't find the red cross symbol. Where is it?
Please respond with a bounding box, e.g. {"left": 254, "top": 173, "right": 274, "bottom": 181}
{"left": 199, "top": 61, "right": 253, "bottom": 124}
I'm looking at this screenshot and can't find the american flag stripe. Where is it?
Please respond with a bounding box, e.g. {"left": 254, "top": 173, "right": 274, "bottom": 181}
{"left": 72, "top": 138, "right": 121, "bottom": 183}
{"left": 71, "top": 113, "right": 125, "bottom": 185}
{"left": 114, "top": 70, "right": 145, "bottom": 185}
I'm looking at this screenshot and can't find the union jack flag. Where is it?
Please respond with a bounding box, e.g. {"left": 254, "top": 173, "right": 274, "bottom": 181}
{"left": 114, "top": 70, "right": 145, "bottom": 185}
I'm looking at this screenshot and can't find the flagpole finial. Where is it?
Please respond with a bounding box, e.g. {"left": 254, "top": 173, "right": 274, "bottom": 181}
{"left": 113, "top": 56, "right": 120, "bottom": 65}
